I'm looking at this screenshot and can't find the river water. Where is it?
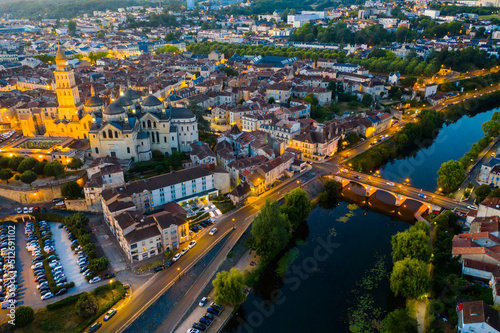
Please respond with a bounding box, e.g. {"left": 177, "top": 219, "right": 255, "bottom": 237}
{"left": 379, "top": 108, "right": 498, "bottom": 191}
{"left": 222, "top": 108, "right": 498, "bottom": 333}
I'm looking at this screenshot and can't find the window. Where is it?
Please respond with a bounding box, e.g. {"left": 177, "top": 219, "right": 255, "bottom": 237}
{"left": 147, "top": 120, "right": 152, "bottom": 128}
{"left": 102, "top": 131, "right": 107, "bottom": 139}
{"left": 95, "top": 148, "right": 99, "bottom": 154}
{"left": 115, "top": 131, "right": 118, "bottom": 138}
{"left": 127, "top": 147, "right": 130, "bottom": 154}
{"left": 108, "top": 129, "right": 113, "bottom": 139}
{"left": 131, "top": 244, "right": 137, "bottom": 249}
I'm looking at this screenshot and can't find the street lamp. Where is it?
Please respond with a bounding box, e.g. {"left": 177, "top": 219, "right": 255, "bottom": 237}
{"left": 177, "top": 267, "right": 181, "bottom": 281}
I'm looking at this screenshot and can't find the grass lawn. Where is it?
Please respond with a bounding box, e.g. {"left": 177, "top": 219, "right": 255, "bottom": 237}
{"left": 479, "top": 14, "right": 500, "bottom": 20}
{"left": 15, "top": 282, "right": 124, "bottom": 333}
{"left": 135, "top": 259, "right": 163, "bottom": 274}
{"left": 213, "top": 200, "right": 235, "bottom": 214}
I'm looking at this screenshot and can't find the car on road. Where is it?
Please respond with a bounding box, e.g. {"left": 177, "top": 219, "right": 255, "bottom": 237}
{"left": 343, "top": 154, "right": 349, "bottom": 158}
{"left": 180, "top": 249, "right": 188, "bottom": 256}
{"left": 28, "top": 207, "right": 33, "bottom": 213}
{"left": 16, "top": 208, "right": 21, "bottom": 214}
{"left": 467, "top": 205, "right": 478, "bottom": 210}
{"left": 418, "top": 193, "right": 427, "bottom": 199}
{"left": 52, "top": 197, "right": 64, "bottom": 203}
{"left": 386, "top": 182, "right": 395, "bottom": 186}
{"left": 23, "top": 207, "right": 28, "bottom": 214}
{"left": 353, "top": 175, "right": 360, "bottom": 179}
{"left": 104, "top": 308, "right": 117, "bottom": 321}
{"left": 153, "top": 265, "right": 164, "bottom": 273}
{"left": 188, "top": 241, "right": 197, "bottom": 249}
{"left": 187, "top": 329, "right": 201, "bottom": 333}
{"left": 209, "top": 227, "right": 217, "bottom": 236}
{"left": 165, "top": 261, "right": 173, "bottom": 268}
{"left": 89, "top": 276, "right": 101, "bottom": 284}
{"left": 172, "top": 253, "right": 181, "bottom": 262}
{"left": 199, "top": 297, "right": 207, "bottom": 307}
{"left": 89, "top": 322, "right": 102, "bottom": 333}
{"left": 103, "top": 273, "right": 116, "bottom": 280}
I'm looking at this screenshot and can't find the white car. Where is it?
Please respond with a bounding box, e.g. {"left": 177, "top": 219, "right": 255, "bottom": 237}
{"left": 172, "top": 253, "right": 181, "bottom": 262}
{"left": 188, "top": 241, "right": 197, "bottom": 249}
{"left": 199, "top": 297, "right": 207, "bottom": 307}
{"left": 41, "top": 292, "right": 53, "bottom": 300}
{"left": 89, "top": 276, "right": 101, "bottom": 284}
{"left": 28, "top": 207, "right": 34, "bottom": 213}
{"left": 209, "top": 227, "right": 217, "bottom": 236}
{"left": 104, "top": 308, "right": 117, "bottom": 321}
{"left": 16, "top": 208, "right": 22, "bottom": 214}
{"left": 180, "top": 249, "right": 188, "bottom": 256}
{"left": 467, "top": 205, "right": 478, "bottom": 210}
{"left": 386, "top": 182, "right": 395, "bottom": 186}
{"left": 23, "top": 207, "right": 28, "bottom": 214}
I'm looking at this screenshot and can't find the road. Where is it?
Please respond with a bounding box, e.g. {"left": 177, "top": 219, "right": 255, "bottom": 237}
{"left": 97, "top": 171, "right": 318, "bottom": 333}
{"left": 336, "top": 170, "right": 471, "bottom": 211}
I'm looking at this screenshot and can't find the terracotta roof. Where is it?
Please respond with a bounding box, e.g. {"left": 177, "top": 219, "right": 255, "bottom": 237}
{"left": 460, "top": 301, "right": 500, "bottom": 330}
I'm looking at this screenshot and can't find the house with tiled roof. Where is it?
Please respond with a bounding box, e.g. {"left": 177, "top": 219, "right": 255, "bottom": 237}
{"left": 457, "top": 300, "right": 500, "bottom": 333}
{"left": 289, "top": 122, "right": 342, "bottom": 162}
{"left": 478, "top": 197, "right": 500, "bottom": 219}
{"left": 84, "top": 155, "right": 125, "bottom": 209}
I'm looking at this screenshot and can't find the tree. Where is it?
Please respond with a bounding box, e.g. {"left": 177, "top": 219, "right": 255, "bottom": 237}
{"left": 382, "top": 308, "right": 418, "bottom": 333}
{"left": 212, "top": 268, "right": 246, "bottom": 305}
{"left": 14, "top": 306, "right": 34, "bottom": 328}
{"left": 318, "top": 179, "right": 342, "bottom": 207}
{"left": 391, "top": 229, "right": 431, "bottom": 263}
{"left": 96, "top": 32, "right": 105, "bottom": 38}
{"left": 475, "top": 184, "right": 492, "bottom": 203}
{"left": 67, "top": 158, "right": 83, "bottom": 170}
{"left": 75, "top": 293, "right": 99, "bottom": 318}
{"left": 390, "top": 258, "right": 429, "bottom": 299}
{"left": 44, "top": 161, "right": 65, "bottom": 179}
{"left": 280, "top": 188, "right": 311, "bottom": 230}
{"left": 8, "top": 156, "right": 24, "bottom": 171}
{"left": 64, "top": 212, "right": 89, "bottom": 236}
{"left": 61, "top": 181, "right": 83, "bottom": 199}
{"left": 268, "top": 97, "right": 275, "bottom": 104}
{"left": 89, "top": 257, "right": 109, "bottom": 274}
{"left": 34, "top": 161, "right": 46, "bottom": 175}
{"left": 361, "top": 93, "right": 374, "bottom": 107}
{"left": 154, "top": 45, "right": 180, "bottom": 54}
{"left": 437, "top": 160, "right": 465, "bottom": 193}
{"left": 482, "top": 119, "right": 500, "bottom": 137}
{"left": 67, "top": 20, "right": 77, "bottom": 35}
{"left": 17, "top": 157, "right": 38, "bottom": 173}
{"left": 247, "top": 199, "right": 291, "bottom": 262}
{"left": 0, "top": 169, "right": 13, "bottom": 183}
{"left": 20, "top": 170, "right": 37, "bottom": 185}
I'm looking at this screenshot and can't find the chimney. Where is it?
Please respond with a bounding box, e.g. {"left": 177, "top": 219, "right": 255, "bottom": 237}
{"left": 205, "top": 163, "right": 215, "bottom": 171}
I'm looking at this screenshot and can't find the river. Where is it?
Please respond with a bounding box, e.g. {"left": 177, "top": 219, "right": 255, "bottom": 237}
{"left": 379, "top": 108, "right": 498, "bottom": 191}
{"left": 223, "top": 108, "right": 499, "bottom": 333}
{"left": 222, "top": 202, "right": 408, "bottom": 333}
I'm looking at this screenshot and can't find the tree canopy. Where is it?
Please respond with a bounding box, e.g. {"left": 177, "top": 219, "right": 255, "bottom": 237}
{"left": 75, "top": 294, "right": 99, "bottom": 318}
{"left": 390, "top": 258, "right": 429, "bottom": 299}
{"left": 280, "top": 188, "right": 311, "bottom": 230}
{"left": 437, "top": 160, "right": 465, "bottom": 193}
{"left": 391, "top": 229, "right": 431, "bottom": 263}
{"left": 61, "top": 181, "right": 83, "bottom": 199}
{"left": 212, "top": 268, "right": 246, "bottom": 305}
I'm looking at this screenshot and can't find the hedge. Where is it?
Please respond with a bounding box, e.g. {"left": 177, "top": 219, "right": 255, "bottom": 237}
{"left": 32, "top": 213, "right": 65, "bottom": 222}
{"left": 46, "top": 291, "right": 86, "bottom": 311}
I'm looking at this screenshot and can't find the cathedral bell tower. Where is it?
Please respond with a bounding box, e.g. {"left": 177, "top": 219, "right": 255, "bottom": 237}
{"left": 54, "top": 44, "right": 81, "bottom": 120}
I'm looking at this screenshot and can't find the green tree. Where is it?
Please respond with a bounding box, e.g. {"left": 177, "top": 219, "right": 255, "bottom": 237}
{"left": 247, "top": 199, "right": 291, "bottom": 262}
{"left": 14, "top": 306, "right": 34, "bottom": 328}
{"left": 96, "top": 32, "right": 105, "bottom": 38}
{"left": 382, "top": 308, "right": 418, "bottom": 333}
{"left": 318, "top": 179, "right": 342, "bottom": 207}
{"left": 280, "top": 188, "right": 311, "bottom": 230}
{"left": 482, "top": 119, "right": 500, "bottom": 137}
{"left": 268, "top": 97, "right": 275, "bottom": 104}
{"left": 154, "top": 45, "right": 180, "bottom": 54}
{"left": 89, "top": 257, "right": 109, "bottom": 274}
{"left": 489, "top": 188, "right": 500, "bottom": 198}
{"left": 17, "top": 157, "right": 39, "bottom": 173}
{"left": 20, "top": 170, "right": 37, "bottom": 185}
{"left": 34, "top": 161, "right": 46, "bottom": 175}
{"left": 67, "top": 157, "right": 83, "bottom": 170}
{"left": 212, "top": 268, "right": 246, "bottom": 305}
{"left": 67, "top": 20, "right": 77, "bottom": 35}
{"left": 361, "top": 93, "right": 374, "bottom": 107}
{"left": 8, "top": 156, "right": 24, "bottom": 171}
{"left": 44, "top": 161, "right": 65, "bottom": 179}
{"left": 390, "top": 258, "right": 429, "bottom": 299}
{"left": 61, "top": 181, "right": 83, "bottom": 199}
{"left": 391, "top": 229, "right": 431, "bottom": 263}
{"left": 75, "top": 293, "right": 99, "bottom": 318}
{"left": 475, "top": 184, "right": 492, "bottom": 203}
{"left": 0, "top": 169, "right": 13, "bottom": 183}
{"left": 437, "top": 160, "right": 465, "bottom": 193}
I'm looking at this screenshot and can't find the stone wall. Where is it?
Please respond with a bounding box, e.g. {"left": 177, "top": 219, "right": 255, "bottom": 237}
{"left": 64, "top": 199, "right": 89, "bottom": 211}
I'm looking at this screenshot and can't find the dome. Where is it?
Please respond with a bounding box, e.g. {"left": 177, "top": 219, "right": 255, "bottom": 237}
{"left": 55, "top": 46, "right": 67, "bottom": 61}
{"left": 115, "top": 96, "right": 132, "bottom": 107}
{"left": 84, "top": 96, "right": 105, "bottom": 108}
{"left": 123, "top": 89, "right": 141, "bottom": 101}
{"left": 103, "top": 102, "right": 125, "bottom": 115}
{"left": 142, "top": 95, "right": 162, "bottom": 107}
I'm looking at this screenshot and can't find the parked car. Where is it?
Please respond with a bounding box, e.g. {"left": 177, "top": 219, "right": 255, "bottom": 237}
{"left": 207, "top": 307, "right": 220, "bottom": 316}
{"left": 199, "top": 297, "right": 207, "bottom": 307}
{"left": 153, "top": 266, "right": 164, "bottom": 273}
{"left": 165, "top": 261, "right": 173, "bottom": 268}
{"left": 172, "top": 253, "right": 181, "bottom": 262}
{"left": 203, "top": 313, "right": 214, "bottom": 320}
{"left": 88, "top": 322, "right": 102, "bottom": 333}
{"left": 103, "top": 273, "right": 116, "bottom": 279}
{"left": 16, "top": 208, "right": 21, "bottom": 214}
{"left": 467, "top": 205, "right": 478, "bottom": 210}
{"left": 188, "top": 240, "right": 197, "bottom": 249}
{"left": 89, "top": 276, "right": 101, "bottom": 284}
{"left": 55, "top": 288, "right": 68, "bottom": 296}
{"left": 192, "top": 323, "right": 207, "bottom": 331}
{"left": 104, "top": 308, "right": 117, "bottom": 321}
{"left": 199, "top": 317, "right": 211, "bottom": 326}
{"left": 209, "top": 227, "right": 217, "bottom": 236}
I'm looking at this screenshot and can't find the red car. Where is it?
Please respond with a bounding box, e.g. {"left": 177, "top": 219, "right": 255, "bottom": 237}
{"left": 343, "top": 154, "right": 349, "bottom": 158}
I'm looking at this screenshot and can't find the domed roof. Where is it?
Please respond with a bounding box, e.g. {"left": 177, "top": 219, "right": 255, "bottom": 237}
{"left": 142, "top": 95, "right": 162, "bottom": 107}
{"left": 55, "top": 46, "right": 67, "bottom": 61}
{"left": 103, "top": 102, "right": 125, "bottom": 115}
{"left": 123, "top": 89, "right": 141, "bottom": 101}
{"left": 84, "top": 96, "right": 105, "bottom": 108}
{"left": 115, "top": 96, "right": 132, "bottom": 107}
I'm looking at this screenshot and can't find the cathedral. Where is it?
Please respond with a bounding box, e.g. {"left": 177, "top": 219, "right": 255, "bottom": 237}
{"left": 19, "top": 45, "right": 199, "bottom": 163}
